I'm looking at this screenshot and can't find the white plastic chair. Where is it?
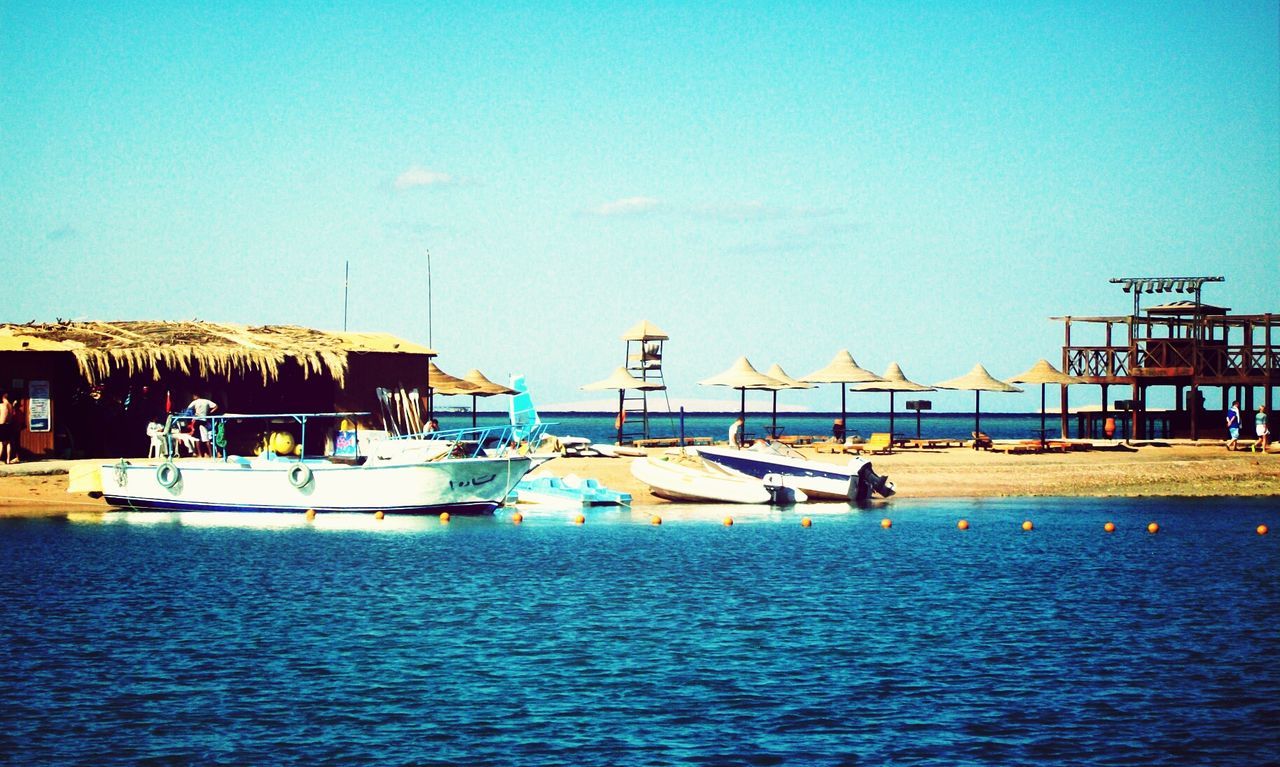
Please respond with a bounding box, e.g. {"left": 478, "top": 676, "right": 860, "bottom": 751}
{"left": 146, "top": 422, "right": 166, "bottom": 458}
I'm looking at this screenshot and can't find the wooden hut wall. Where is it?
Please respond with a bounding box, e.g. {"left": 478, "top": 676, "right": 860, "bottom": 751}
{"left": 0, "top": 351, "right": 80, "bottom": 459}
{"left": 337, "top": 352, "right": 434, "bottom": 428}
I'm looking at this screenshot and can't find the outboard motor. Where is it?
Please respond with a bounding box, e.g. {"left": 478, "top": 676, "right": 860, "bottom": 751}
{"left": 855, "top": 461, "right": 895, "bottom": 502}
{"left": 762, "top": 472, "right": 799, "bottom": 506}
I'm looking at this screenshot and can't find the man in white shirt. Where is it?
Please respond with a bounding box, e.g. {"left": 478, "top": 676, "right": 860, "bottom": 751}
{"left": 189, "top": 394, "right": 218, "bottom": 457}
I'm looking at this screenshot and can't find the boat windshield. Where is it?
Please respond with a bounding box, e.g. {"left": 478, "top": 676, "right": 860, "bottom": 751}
{"left": 748, "top": 439, "right": 806, "bottom": 460}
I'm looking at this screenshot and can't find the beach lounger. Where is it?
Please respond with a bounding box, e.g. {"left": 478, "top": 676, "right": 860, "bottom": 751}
{"left": 848, "top": 433, "right": 893, "bottom": 455}
{"left": 971, "top": 432, "right": 993, "bottom": 451}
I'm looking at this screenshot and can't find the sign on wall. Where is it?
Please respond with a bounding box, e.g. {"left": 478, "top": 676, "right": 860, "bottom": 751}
{"left": 28, "top": 380, "right": 50, "bottom": 433}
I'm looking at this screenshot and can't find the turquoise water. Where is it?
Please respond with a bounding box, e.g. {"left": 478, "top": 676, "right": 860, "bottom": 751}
{"left": 1, "top": 497, "right": 1277, "bottom": 766}
{"left": 439, "top": 411, "right": 1050, "bottom": 444}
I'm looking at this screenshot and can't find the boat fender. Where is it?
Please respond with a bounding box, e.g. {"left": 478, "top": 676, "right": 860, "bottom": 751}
{"left": 288, "top": 463, "right": 314, "bottom": 489}
{"left": 156, "top": 461, "right": 181, "bottom": 489}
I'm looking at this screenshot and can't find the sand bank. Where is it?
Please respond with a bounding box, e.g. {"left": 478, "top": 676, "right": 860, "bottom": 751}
{"left": 1, "top": 443, "right": 1277, "bottom": 518}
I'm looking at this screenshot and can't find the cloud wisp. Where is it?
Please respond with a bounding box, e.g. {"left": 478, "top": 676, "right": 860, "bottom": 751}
{"left": 393, "top": 166, "right": 458, "bottom": 191}
{"left": 583, "top": 197, "right": 843, "bottom": 221}
{"left": 584, "top": 196, "right": 664, "bottom": 217}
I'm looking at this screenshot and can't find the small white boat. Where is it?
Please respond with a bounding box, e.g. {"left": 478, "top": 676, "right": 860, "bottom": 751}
{"left": 99, "top": 413, "right": 538, "bottom": 516}
{"left": 696, "top": 441, "right": 895, "bottom": 502}
{"left": 591, "top": 443, "right": 647, "bottom": 458}
{"left": 630, "top": 454, "right": 806, "bottom": 505}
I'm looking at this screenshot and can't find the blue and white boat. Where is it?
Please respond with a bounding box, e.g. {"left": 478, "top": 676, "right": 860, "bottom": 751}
{"left": 99, "top": 413, "right": 540, "bottom": 516}
{"left": 695, "top": 442, "right": 894, "bottom": 502}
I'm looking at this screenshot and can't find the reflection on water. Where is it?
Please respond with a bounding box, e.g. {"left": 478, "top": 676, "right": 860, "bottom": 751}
{"left": 3, "top": 496, "right": 1277, "bottom": 766}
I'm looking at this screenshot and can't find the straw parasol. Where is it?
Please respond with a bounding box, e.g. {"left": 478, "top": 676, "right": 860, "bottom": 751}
{"left": 1008, "top": 359, "right": 1084, "bottom": 445}
{"left": 800, "top": 350, "right": 884, "bottom": 428}
{"left": 698, "top": 357, "right": 784, "bottom": 440}
{"left": 460, "top": 369, "right": 516, "bottom": 428}
{"left": 582, "top": 366, "right": 665, "bottom": 444}
{"left": 425, "top": 361, "right": 477, "bottom": 421}
{"left": 934, "top": 363, "right": 1023, "bottom": 435}
{"left": 762, "top": 363, "right": 813, "bottom": 438}
{"left": 851, "top": 362, "right": 935, "bottom": 438}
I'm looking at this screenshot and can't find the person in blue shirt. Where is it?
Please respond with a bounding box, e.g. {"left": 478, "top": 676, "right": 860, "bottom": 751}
{"left": 1225, "top": 401, "right": 1241, "bottom": 451}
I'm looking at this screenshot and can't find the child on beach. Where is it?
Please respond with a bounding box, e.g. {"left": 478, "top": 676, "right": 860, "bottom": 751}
{"left": 1251, "top": 405, "right": 1269, "bottom": 453}
{"left": 1226, "top": 401, "right": 1241, "bottom": 451}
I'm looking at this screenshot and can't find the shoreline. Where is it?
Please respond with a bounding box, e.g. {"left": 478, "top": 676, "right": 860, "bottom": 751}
{"left": 1, "top": 442, "right": 1277, "bottom": 518}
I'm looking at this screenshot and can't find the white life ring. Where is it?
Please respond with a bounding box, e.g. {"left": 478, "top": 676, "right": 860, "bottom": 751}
{"left": 156, "top": 461, "right": 181, "bottom": 489}
{"left": 288, "top": 463, "right": 314, "bottom": 489}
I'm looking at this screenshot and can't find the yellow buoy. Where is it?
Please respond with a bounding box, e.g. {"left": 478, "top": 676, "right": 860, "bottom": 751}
{"left": 573, "top": 513, "right": 585, "bottom": 525}
{"left": 723, "top": 516, "right": 734, "bottom": 527}
{"left": 270, "top": 431, "right": 296, "bottom": 455}
{"left": 305, "top": 508, "right": 316, "bottom": 520}
{"left": 1258, "top": 524, "right": 1269, "bottom": 536}
{"left": 957, "top": 519, "right": 969, "bottom": 531}
{"left": 1022, "top": 520, "right": 1034, "bottom": 531}
{"left": 511, "top": 512, "right": 523, "bottom": 524}
{"left": 880, "top": 518, "right": 892, "bottom": 529}
{"left": 374, "top": 510, "right": 384, "bottom": 520}
{"left": 800, "top": 517, "right": 812, "bottom": 528}
{"left": 1147, "top": 522, "right": 1159, "bottom": 534}
{"left": 1104, "top": 521, "right": 1116, "bottom": 533}
{"left": 439, "top": 512, "right": 451, "bottom": 523}
{"left": 651, "top": 515, "right": 662, "bottom": 526}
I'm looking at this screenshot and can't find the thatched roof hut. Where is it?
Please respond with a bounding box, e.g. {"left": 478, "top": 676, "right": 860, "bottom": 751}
{"left": 0, "top": 321, "right": 434, "bottom": 386}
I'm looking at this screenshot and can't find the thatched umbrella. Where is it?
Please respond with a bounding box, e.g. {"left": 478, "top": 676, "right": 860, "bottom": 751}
{"left": 1008, "top": 359, "right": 1083, "bottom": 445}
{"left": 460, "top": 369, "right": 516, "bottom": 428}
{"left": 582, "top": 366, "right": 665, "bottom": 444}
{"left": 934, "top": 363, "right": 1023, "bottom": 435}
{"left": 762, "top": 363, "right": 813, "bottom": 438}
{"left": 698, "top": 357, "right": 784, "bottom": 441}
{"left": 800, "top": 350, "right": 884, "bottom": 427}
{"left": 852, "top": 362, "right": 935, "bottom": 438}
{"left": 425, "top": 361, "right": 477, "bottom": 421}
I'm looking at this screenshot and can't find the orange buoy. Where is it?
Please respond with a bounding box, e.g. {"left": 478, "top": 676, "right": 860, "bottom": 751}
{"left": 511, "top": 512, "right": 523, "bottom": 524}
{"left": 573, "top": 513, "right": 585, "bottom": 525}
{"left": 723, "top": 516, "right": 734, "bottom": 527}
{"left": 305, "top": 508, "right": 316, "bottom": 520}
{"left": 374, "top": 510, "right": 384, "bottom": 520}
{"left": 800, "top": 517, "right": 812, "bottom": 528}
{"left": 1104, "top": 521, "right": 1116, "bottom": 533}
{"left": 1021, "top": 520, "right": 1034, "bottom": 531}
{"left": 957, "top": 519, "right": 969, "bottom": 531}
{"left": 880, "top": 518, "right": 892, "bottom": 529}
{"left": 439, "top": 512, "right": 451, "bottom": 523}
{"left": 1258, "top": 524, "right": 1269, "bottom": 536}
{"left": 651, "top": 515, "right": 662, "bottom": 526}
{"left": 1147, "top": 522, "right": 1159, "bottom": 534}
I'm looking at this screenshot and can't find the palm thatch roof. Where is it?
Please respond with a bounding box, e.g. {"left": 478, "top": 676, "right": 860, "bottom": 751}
{"left": 0, "top": 321, "right": 434, "bottom": 386}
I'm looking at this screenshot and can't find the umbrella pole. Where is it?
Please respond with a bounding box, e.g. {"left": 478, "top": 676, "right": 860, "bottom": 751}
{"left": 975, "top": 391, "right": 981, "bottom": 435}
{"left": 772, "top": 390, "right": 778, "bottom": 439}
{"left": 740, "top": 388, "right": 746, "bottom": 436}
{"left": 616, "top": 390, "right": 624, "bottom": 445}
{"left": 471, "top": 394, "right": 478, "bottom": 428}
{"left": 841, "top": 386, "right": 847, "bottom": 432}
{"left": 1040, "top": 384, "right": 1047, "bottom": 447}
{"left": 888, "top": 391, "right": 895, "bottom": 438}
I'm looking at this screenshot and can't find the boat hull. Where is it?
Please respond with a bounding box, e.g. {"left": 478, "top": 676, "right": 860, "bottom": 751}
{"left": 99, "top": 456, "right": 535, "bottom": 515}
{"left": 630, "top": 456, "right": 783, "bottom": 504}
{"left": 694, "top": 447, "right": 894, "bottom": 502}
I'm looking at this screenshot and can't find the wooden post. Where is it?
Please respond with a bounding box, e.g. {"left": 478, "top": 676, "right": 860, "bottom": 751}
{"left": 1062, "top": 318, "right": 1072, "bottom": 438}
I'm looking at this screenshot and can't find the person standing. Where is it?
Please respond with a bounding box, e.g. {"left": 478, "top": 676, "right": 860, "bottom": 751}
{"left": 189, "top": 393, "right": 218, "bottom": 458}
{"left": 832, "top": 418, "right": 847, "bottom": 443}
{"left": 1225, "top": 401, "right": 1241, "bottom": 451}
{"left": 728, "top": 417, "right": 744, "bottom": 448}
{"left": 1251, "top": 405, "right": 1269, "bottom": 453}
{"left": 0, "top": 391, "right": 18, "bottom": 464}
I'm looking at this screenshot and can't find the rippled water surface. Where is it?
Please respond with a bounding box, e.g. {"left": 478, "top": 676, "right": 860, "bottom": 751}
{"left": 2, "top": 497, "right": 1277, "bottom": 766}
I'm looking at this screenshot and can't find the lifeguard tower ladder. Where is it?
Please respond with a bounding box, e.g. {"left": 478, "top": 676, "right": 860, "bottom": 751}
{"left": 620, "top": 320, "right": 669, "bottom": 443}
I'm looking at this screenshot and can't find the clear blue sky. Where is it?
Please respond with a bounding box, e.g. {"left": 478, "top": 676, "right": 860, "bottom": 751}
{"left": 3, "top": 2, "right": 1277, "bottom": 411}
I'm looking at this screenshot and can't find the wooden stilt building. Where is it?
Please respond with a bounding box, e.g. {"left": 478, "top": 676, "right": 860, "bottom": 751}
{"left": 1054, "top": 277, "right": 1277, "bottom": 440}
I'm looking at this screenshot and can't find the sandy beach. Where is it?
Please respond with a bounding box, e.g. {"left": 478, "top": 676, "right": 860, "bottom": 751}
{"left": 1, "top": 442, "right": 1276, "bottom": 517}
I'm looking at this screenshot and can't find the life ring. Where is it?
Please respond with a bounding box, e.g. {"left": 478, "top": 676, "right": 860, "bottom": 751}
{"left": 156, "top": 461, "right": 181, "bottom": 489}
{"left": 288, "top": 463, "right": 314, "bottom": 489}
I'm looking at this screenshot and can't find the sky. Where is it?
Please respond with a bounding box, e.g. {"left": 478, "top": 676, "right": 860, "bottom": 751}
{"left": 3, "top": 2, "right": 1278, "bottom": 412}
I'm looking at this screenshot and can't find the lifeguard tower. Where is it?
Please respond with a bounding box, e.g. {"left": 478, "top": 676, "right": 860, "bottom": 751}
{"left": 620, "top": 320, "right": 670, "bottom": 442}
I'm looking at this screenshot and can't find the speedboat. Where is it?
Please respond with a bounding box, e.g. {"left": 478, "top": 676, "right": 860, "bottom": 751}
{"left": 630, "top": 453, "right": 807, "bottom": 505}
{"left": 695, "top": 441, "right": 894, "bottom": 502}
{"left": 98, "top": 413, "right": 538, "bottom": 516}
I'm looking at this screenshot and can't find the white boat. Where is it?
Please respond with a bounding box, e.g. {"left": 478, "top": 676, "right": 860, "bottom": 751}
{"left": 630, "top": 454, "right": 807, "bottom": 505}
{"left": 98, "top": 413, "right": 537, "bottom": 516}
{"left": 695, "top": 441, "right": 895, "bottom": 502}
